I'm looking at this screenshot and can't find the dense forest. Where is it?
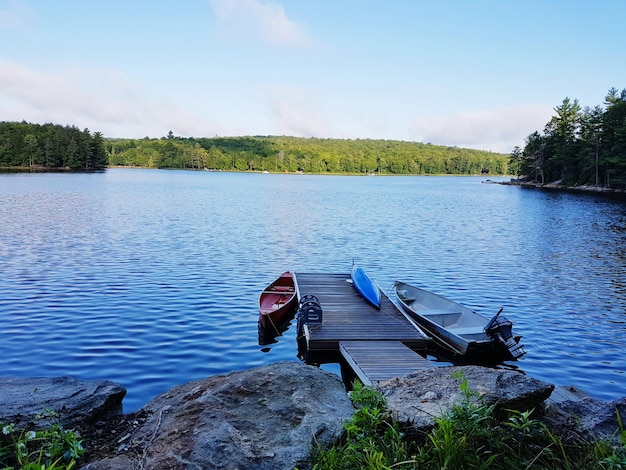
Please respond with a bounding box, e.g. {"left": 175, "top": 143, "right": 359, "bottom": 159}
{"left": 0, "top": 120, "right": 510, "bottom": 175}
{"left": 510, "top": 87, "right": 626, "bottom": 188}
{"left": 3, "top": 86, "right": 625, "bottom": 180}
{"left": 0, "top": 121, "right": 108, "bottom": 169}
{"left": 106, "top": 133, "right": 508, "bottom": 175}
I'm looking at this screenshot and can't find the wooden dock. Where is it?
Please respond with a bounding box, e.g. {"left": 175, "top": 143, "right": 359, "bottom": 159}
{"left": 294, "top": 272, "right": 431, "bottom": 382}
{"left": 340, "top": 341, "right": 435, "bottom": 385}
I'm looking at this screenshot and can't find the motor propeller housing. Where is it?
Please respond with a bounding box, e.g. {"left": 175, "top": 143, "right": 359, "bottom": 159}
{"left": 485, "top": 310, "right": 526, "bottom": 359}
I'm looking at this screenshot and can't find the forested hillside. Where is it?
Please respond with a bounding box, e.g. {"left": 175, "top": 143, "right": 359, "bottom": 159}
{"left": 510, "top": 87, "right": 626, "bottom": 188}
{"left": 0, "top": 121, "right": 509, "bottom": 175}
{"left": 0, "top": 121, "right": 108, "bottom": 169}
{"left": 107, "top": 134, "right": 508, "bottom": 175}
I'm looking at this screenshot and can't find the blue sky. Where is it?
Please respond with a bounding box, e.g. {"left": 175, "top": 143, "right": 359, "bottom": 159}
{"left": 1, "top": 0, "right": 624, "bottom": 153}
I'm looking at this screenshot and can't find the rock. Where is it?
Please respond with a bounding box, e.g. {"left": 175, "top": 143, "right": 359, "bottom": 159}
{"left": 80, "top": 455, "right": 134, "bottom": 470}
{"left": 86, "top": 362, "right": 354, "bottom": 470}
{"left": 378, "top": 365, "right": 554, "bottom": 431}
{"left": 0, "top": 376, "right": 126, "bottom": 430}
{"left": 543, "top": 395, "right": 626, "bottom": 446}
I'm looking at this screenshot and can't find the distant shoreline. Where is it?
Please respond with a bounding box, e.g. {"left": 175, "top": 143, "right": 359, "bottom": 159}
{"left": 1, "top": 165, "right": 509, "bottom": 178}
{"left": 499, "top": 179, "right": 626, "bottom": 197}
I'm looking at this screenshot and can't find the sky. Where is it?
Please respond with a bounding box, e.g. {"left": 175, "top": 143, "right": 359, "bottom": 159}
{"left": 1, "top": 0, "right": 624, "bottom": 153}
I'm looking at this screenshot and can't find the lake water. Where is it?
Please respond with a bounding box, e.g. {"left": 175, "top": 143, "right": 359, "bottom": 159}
{"left": 1, "top": 169, "right": 625, "bottom": 411}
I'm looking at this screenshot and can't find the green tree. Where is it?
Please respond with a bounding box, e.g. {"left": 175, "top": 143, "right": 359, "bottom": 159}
{"left": 158, "top": 141, "right": 180, "bottom": 168}
{"left": 65, "top": 137, "right": 80, "bottom": 168}
{"left": 577, "top": 105, "right": 604, "bottom": 186}
{"left": 522, "top": 131, "right": 546, "bottom": 184}
{"left": 602, "top": 88, "right": 626, "bottom": 187}
{"left": 92, "top": 131, "right": 108, "bottom": 168}
{"left": 543, "top": 97, "right": 582, "bottom": 182}
{"left": 516, "top": 88, "right": 626, "bottom": 188}
{"left": 509, "top": 146, "right": 523, "bottom": 177}
{"left": 23, "top": 133, "right": 39, "bottom": 167}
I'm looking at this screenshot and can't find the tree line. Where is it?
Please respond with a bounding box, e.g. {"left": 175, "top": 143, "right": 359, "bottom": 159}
{"left": 107, "top": 133, "right": 508, "bottom": 175}
{"left": 0, "top": 121, "right": 510, "bottom": 175}
{"left": 0, "top": 121, "right": 108, "bottom": 170}
{"left": 510, "top": 87, "right": 626, "bottom": 188}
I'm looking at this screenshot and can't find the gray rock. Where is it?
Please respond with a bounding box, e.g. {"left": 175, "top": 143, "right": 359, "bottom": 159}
{"left": 81, "top": 455, "right": 134, "bottom": 470}
{"left": 0, "top": 376, "right": 126, "bottom": 429}
{"left": 378, "top": 365, "right": 554, "bottom": 431}
{"left": 543, "top": 395, "right": 626, "bottom": 446}
{"left": 89, "top": 362, "right": 354, "bottom": 470}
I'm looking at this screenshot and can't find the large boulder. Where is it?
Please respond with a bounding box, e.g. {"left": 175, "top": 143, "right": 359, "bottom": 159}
{"left": 85, "top": 361, "right": 354, "bottom": 470}
{"left": 0, "top": 376, "right": 126, "bottom": 429}
{"left": 543, "top": 395, "right": 626, "bottom": 446}
{"left": 378, "top": 365, "right": 554, "bottom": 431}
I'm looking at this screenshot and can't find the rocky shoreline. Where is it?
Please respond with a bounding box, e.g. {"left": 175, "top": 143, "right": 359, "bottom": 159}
{"left": 2, "top": 362, "right": 625, "bottom": 469}
{"left": 497, "top": 178, "right": 626, "bottom": 196}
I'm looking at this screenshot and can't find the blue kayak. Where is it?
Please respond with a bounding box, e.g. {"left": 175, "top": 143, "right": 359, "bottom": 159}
{"left": 351, "top": 265, "right": 382, "bottom": 309}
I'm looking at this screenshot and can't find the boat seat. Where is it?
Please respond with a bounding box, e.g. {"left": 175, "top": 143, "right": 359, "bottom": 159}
{"left": 416, "top": 311, "right": 463, "bottom": 327}
{"left": 262, "top": 289, "right": 294, "bottom": 295}
{"left": 453, "top": 327, "right": 486, "bottom": 336}
{"left": 420, "top": 310, "right": 461, "bottom": 317}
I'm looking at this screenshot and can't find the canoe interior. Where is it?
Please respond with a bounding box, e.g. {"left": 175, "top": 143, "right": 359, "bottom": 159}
{"left": 259, "top": 287, "right": 296, "bottom": 313}
{"left": 259, "top": 272, "right": 297, "bottom": 328}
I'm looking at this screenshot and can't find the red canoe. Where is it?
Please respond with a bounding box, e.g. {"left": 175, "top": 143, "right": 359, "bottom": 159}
{"left": 259, "top": 271, "right": 297, "bottom": 330}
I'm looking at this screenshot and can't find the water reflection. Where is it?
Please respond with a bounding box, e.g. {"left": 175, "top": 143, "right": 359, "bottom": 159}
{"left": 1, "top": 170, "right": 626, "bottom": 410}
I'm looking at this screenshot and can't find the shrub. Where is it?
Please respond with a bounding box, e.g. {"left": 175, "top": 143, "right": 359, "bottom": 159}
{"left": 310, "top": 374, "right": 626, "bottom": 470}
{"left": 0, "top": 410, "right": 84, "bottom": 470}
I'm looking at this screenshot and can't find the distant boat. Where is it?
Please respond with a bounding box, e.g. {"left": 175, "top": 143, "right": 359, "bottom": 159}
{"left": 259, "top": 272, "right": 297, "bottom": 330}
{"left": 351, "top": 265, "right": 382, "bottom": 309}
{"left": 394, "top": 281, "right": 525, "bottom": 360}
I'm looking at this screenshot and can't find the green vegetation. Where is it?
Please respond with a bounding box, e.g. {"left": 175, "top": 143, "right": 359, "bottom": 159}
{"left": 0, "top": 121, "right": 108, "bottom": 170}
{"left": 510, "top": 87, "right": 626, "bottom": 188}
{"left": 1, "top": 410, "right": 84, "bottom": 469}
{"left": 0, "top": 121, "right": 509, "bottom": 175}
{"left": 310, "top": 381, "right": 414, "bottom": 469}
{"left": 310, "top": 376, "right": 626, "bottom": 469}
{"left": 106, "top": 134, "right": 508, "bottom": 175}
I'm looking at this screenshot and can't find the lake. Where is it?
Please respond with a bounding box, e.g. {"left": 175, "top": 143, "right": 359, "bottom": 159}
{"left": 1, "top": 169, "right": 625, "bottom": 411}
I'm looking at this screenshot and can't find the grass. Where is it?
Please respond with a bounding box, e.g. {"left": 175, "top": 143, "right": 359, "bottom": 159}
{"left": 3, "top": 376, "right": 625, "bottom": 469}
{"left": 0, "top": 410, "right": 84, "bottom": 470}
{"left": 310, "top": 374, "right": 626, "bottom": 470}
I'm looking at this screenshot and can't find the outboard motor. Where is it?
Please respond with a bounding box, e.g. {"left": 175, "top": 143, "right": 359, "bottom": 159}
{"left": 297, "top": 295, "right": 323, "bottom": 335}
{"left": 484, "top": 308, "right": 526, "bottom": 359}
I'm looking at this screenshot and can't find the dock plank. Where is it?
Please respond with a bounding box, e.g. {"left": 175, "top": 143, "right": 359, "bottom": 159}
{"left": 294, "top": 272, "right": 430, "bottom": 361}
{"left": 340, "top": 341, "right": 435, "bottom": 386}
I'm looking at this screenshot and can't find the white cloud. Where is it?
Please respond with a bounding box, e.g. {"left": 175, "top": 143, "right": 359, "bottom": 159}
{"left": 409, "top": 104, "right": 554, "bottom": 153}
{"left": 265, "top": 85, "right": 330, "bottom": 137}
{"left": 0, "top": 59, "right": 221, "bottom": 138}
{"left": 0, "top": 0, "right": 32, "bottom": 31}
{"left": 208, "top": 0, "right": 312, "bottom": 48}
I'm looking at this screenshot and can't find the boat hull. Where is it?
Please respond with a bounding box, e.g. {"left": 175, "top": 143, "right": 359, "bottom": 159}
{"left": 394, "top": 281, "right": 521, "bottom": 361}
{"left": 259, "top": 272, "right": 297, "bottom": 330}
{"left": 351, "top": 266, "right": 382, "bottom": 309}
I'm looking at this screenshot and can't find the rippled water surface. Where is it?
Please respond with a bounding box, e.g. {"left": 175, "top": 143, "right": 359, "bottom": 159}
{"left": 1, "top": 169, "right": 625, "bottom": 410}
